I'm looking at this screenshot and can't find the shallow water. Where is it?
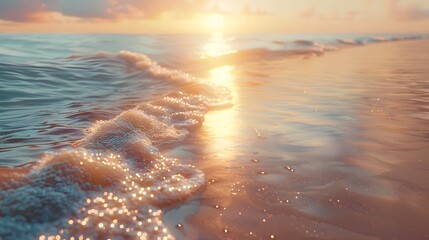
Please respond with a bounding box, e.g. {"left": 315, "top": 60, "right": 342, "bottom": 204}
{"left": 175, "top": 39, "right": 429, "bottom": 240}
{"left": 0, "top": 34, "right": 428, "bottom": 239}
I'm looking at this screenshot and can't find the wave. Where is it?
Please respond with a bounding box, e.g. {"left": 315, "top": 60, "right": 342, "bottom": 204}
{"left": 0, "top": 34, "right": 427, "bottom": 239}
{"left": 198, "top": 48, "right": 326, "bottom": 68}
{"left": 198, "top": 34, "right": 427, "bottom": 67}
{"left": 0, "top": 51, "right": 232, "bottom": 239}
{"left": 70, "top": 51, "right": 197, "bottom": 84}
{"left": 294, "top": 40, "right": 317, "bottom": 46}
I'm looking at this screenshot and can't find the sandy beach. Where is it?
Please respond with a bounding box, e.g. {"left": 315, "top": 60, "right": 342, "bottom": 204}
{"left": 166, "top": 39, "right": 429, "bottom": 240}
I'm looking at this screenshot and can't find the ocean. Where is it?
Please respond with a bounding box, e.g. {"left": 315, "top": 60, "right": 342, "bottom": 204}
{"left": 0, "top": 33, "right": 428, "bottom": 239}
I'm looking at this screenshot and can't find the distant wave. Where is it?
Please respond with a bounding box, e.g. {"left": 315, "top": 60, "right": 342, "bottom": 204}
{"left": 199, "top": 34, "right": 427, "bottom": 68}
{"left": 294, "top": 40, "right": 317, "bottom": 46}
{"left": 336, "top": 38, "right": 364, "bottom": 45}
{"left": 198, "top": 48, "right": 326, "bottom": 68}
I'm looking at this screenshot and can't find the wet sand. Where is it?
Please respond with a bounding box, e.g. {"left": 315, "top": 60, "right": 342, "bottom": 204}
{"left": 166, "top": 39, "right": 429, "bottom": 240}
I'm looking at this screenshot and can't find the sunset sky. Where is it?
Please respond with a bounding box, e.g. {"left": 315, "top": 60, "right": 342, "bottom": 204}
{"left": 0, "top": 0, "right": 428, "bottom": 34}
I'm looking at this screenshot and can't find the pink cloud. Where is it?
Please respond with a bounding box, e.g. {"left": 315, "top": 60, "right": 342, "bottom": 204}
{"left": 388, "top": 0, "right": 429, "bottom": 21}
{"left": 0, "top": 0, "right": 213, "bottom": 22}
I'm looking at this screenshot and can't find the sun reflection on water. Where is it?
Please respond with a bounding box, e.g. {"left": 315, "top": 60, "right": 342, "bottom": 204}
{"left": 181, "top": 32, "right": 247, "bottom": 238}
{"left": 202, "top": 32, "right": 239, "bottom": 162}
{"left": 201, "top": 32, "right": 237, "bottom": 59}
{"left": 209, "top": 65, "right": 235, "bottom": 89}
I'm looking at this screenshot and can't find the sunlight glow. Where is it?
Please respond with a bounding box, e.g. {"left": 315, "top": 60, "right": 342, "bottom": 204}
{"left": 201, "top": 32, "right": 237, "bottom": 58}
{"left": 202, "top": 32, "right": 239, "bottom": 160}
{"left": 209, "top": 66, "right": 235, "bottom": 87}
{"left": 209, "top": 14, "right": 225, "bottom": 30}
{"left": 204, "top": 65, "right": 238, "bottom": 162}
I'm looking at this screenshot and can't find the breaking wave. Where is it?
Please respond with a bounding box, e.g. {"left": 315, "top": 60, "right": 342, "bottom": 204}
{"left": 0, "top": 51, "right": 232, "bottom": 239}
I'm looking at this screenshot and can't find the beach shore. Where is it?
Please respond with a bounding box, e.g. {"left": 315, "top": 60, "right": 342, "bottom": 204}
{"left": 1, "top": 35, "right": 428, "bottom": 239}
{"left": 166, "top": 39, "right": 429, "bottom": 240}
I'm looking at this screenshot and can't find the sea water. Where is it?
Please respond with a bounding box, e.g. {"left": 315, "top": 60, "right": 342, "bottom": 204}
{"left": 0, "top": 33, "right": 428, "bottom": 239}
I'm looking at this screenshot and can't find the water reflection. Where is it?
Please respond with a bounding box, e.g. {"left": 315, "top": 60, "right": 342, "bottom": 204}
{"left": 188, "top": 38, "right": 429, "bottom": 240}
{"left": 209, "top": 65, "right": 235, "bottom": 91}
{"left": 179, "top": 33, "right": 246, "bottom": 239}
{"left": 201, "top": 32, "right": 239, "bottom": 161}
{"left": 201, "top": 32, "right": 237, "bottom": 59}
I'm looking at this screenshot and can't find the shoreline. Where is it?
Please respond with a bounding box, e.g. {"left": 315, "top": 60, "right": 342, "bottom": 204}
{"left": 0, "top": 35, "right": 428, "bottom": 239}
{"left": 165, "top": 38, "right": 429, "bottom": 239}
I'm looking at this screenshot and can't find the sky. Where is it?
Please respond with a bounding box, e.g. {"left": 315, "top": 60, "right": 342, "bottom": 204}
{"left": 0, "top": 0, "right": 428, "bottom": 34}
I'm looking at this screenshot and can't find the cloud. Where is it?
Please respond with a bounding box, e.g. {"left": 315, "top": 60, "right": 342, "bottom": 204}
{"left": 239, "top": 3, "right": 269, "bottom": 16}
{"left": 299, "top": 7, "right": 363, "bottom": 21}
{"left": 59, "top": 0, "right": 112, "bottom": 19}
{"left": 388, "top": 0, "right": 429, "bottom": 21}
{"left": 0, "top": 0, "right": 212, "bottom": 22}
{"left": 0, "top": 0, "right": 51, "bottom": 22}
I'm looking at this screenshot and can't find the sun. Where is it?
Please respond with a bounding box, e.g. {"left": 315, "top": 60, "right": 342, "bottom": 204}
{"left": 209, "top": 13, "right": 225, "bottom": 29}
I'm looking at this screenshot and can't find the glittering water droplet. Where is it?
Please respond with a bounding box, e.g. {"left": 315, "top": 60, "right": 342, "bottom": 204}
{"left": 284, "top": 165, "right": 294, "bottom": 172}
